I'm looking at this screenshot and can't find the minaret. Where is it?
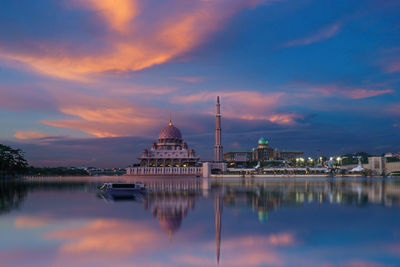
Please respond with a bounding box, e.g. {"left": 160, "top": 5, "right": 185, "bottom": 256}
{"left": 215, "top": 194, "right": 223, "bottom": 264}
{"left": 214, "top": 96, "right": 223, "bottom": 162}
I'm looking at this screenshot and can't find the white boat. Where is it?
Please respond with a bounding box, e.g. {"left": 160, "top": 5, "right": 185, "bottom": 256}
{"left": 99, "top": 182, "right": 146, "bottom": 191}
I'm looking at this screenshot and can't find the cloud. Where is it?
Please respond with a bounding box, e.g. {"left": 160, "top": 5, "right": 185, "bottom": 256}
{"left": 172, "top": 91, "right": 303, "bottom": 125}
{"left": 72, "top": 0, "right": 139, "bottom": 33}
{"left": 341, "top": 260, "right": 392, "bottom": 267}
{"left": 172, "top": 76, "right": 204, "bottom": 83}
{"left": 283, "top": 23, "right": 341, "bottom": 47}
{"left": 14, "top": 131, "right": 54, "bottom": 140}
{"left": 384, "top": 61, "right": 400, "bottom": 73}
{"left": 307, "top": 87, "right": 393, "bottom": 99}
{"left": 0, "top": 84, "right": 57, "bottom": 112}
{"left": 37, "top": 91, "right": 166, "bottom": 137}
{"left": 385, "top": 103, "right": 400, "bottom": 115}
{"left": 0, "top": 0, "right": 271, "bottom": 80}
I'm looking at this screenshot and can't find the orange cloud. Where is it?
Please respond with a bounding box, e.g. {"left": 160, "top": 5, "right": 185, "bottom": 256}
{"left": 39, "top": 92, "right": 165, "bottom": 137}
{"left": 74, "top": 0, "right": 139, "bottom": 33}
{"left": 14, "top": 131, "right": 53, "bottom": 140}
{"left": 283, "top": 23, "right": 341, "bottom": 47}
{"left": 0, "top": 0, "right": 269, "bottom": 80}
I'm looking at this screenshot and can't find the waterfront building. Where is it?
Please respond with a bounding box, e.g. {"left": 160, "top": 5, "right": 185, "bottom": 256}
{"left": 126, "top": 120, "right": 202, "bottom": 176}
{"left": 279, "top": 150, "right": 304, "bottom": 161}
{"left": 127, "top": 96, "right": 226, "bottom": 177}
{"left": 138, "top": 120, "right": 199, "bottom": 167}
{"left": 251, "top": 137, "right": 276, "bottom": 161}
{"left": 224, "top": 151, "right": 252, "bottom": 167}
{"left": 225, "top": 137, "right": 304, "bottom": 165}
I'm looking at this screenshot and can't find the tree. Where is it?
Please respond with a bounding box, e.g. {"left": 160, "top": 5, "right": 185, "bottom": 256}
{"left": 0, "top": 144, "right": 28, "bottom": 177}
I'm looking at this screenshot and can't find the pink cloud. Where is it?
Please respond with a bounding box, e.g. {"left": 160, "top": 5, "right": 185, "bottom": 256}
{"left": 221, "top": 234, "right": 296, "bottom": 250}
{"left": 385, "top": 61, "right": 400, "bottom": 73}
{"left": 172, "top": 76, "right": 204, "bottom": 83}
{"left": 172, "top": 91, "right": 302, "bottom": 125}
{"left": 308, "top": 87, "right": 393, "bottom": 99}
{"left": 385, "top": 103, "right": 400, "bottom": 115}
{"left": 342, "top": 260, "right": 392, "bottom": 267}
{"left": 268, "top": 113, "right": 304, "bottom": 125}
{"left": 283, "top": 23, "right": 341, "bottom": 47}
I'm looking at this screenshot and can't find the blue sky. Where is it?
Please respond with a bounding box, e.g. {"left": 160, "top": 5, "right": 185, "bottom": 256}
{"left": 0, "top": 0, "right": 399, "bottom": 167}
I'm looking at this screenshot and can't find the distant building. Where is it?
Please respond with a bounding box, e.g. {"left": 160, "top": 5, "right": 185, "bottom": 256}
{"left": 225, "top": 137, "right": 304, "bottom": 164}
{"left": 384, "top": 152, "right": 400, "bottom": 159}
{"left": 279, "top": 150, "right": 304, "bottom": 161}
{"left": 224, "top": 151, "right": 252, "bottom": 167}
{"left": 384, "top": 152, "right": 395, "bottom": 158}
{"left": 252, "top": 137, "right": 275, "bottom": 161}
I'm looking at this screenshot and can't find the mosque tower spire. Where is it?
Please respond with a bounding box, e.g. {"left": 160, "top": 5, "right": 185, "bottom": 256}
{"left": 214, "top": 96, "right": 223, "bottom": 162}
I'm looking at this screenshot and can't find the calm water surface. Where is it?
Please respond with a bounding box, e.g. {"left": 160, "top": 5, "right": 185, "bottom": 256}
{"left": 0, "top": 177, "right": 399, "bottom": 267}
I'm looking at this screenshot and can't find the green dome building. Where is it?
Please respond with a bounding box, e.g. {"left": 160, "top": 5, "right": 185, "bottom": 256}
{"left": 258, "top": 137, "right": 269, "bottom": 146}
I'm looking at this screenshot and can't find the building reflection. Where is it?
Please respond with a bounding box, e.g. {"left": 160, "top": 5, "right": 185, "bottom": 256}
{"left": 143, "top": 191, "right": 196, "bottom": 237}
{"left": 1, "top": 177, "right": 400, "bottom": 265}
{"left": 215, "top": 193, "right": 222, "bottom": 264}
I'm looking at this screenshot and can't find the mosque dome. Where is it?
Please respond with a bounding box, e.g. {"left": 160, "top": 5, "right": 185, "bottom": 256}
{"left": 158, "top": 122, "right": 182, "bottom": 140}
{"left": 258, "top": 137, "right": 268, "bottom": 145}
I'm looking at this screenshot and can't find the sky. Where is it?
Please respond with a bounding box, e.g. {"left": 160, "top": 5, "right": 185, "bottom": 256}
{"left": 0, "top": 0, "right": 399, "bottom": 167}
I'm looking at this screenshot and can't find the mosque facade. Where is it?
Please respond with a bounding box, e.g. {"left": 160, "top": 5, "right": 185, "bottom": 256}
{"left": 126, "top": 96, "right": 227, "bottom": 177}
{"left": 126, "top": 120, "right": 202, "bottom": 176}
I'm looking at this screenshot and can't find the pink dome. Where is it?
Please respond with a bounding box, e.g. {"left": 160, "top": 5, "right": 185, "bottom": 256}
{"left": 158, "top": 123, "right": 182, "bottom": 140}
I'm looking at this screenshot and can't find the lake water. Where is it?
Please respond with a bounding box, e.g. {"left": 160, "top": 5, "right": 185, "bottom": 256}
{"left": 0, "top": 177, "right": 399, "bottom": 267}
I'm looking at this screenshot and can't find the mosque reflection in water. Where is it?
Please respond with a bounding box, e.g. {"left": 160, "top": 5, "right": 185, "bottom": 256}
{"left": 131, "top": 178, "right": 400, "bottom": 232}
{"left": 99, "top": 177, "right": 400, "bottom": 263}
{"left": 1, "top": 178, "right": 400, "bottom": 265}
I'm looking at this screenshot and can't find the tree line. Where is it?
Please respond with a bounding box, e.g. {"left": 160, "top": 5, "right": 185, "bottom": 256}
{"left": 0, "top": 144, "right": 89, "bottom": 177}
{"left": 0, "top": 144, "right": 28, "bottom": 177}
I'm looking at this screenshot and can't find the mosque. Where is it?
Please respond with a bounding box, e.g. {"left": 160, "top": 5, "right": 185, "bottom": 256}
{"left": 126, "top": 96, "right": 226, "bottom": 176}
{"left": 138, "top": 120, "right": 200, "bottom": 167}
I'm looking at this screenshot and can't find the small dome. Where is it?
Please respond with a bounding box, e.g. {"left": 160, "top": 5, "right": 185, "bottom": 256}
{"left": 142, "top": 148, "right": 148, "bottom": 152}
{"left": 258, "top": 137, "right": 268, "bottom": 145}
{"left": 159, "top": 123, "right": 182, "bottom": 140}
